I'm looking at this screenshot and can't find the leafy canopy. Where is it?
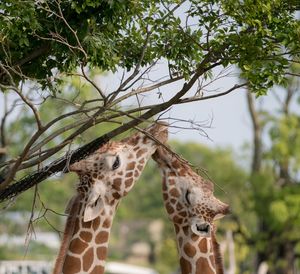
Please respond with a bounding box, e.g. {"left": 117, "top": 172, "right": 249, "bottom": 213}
{"left": 1, "top": 0, "right": 299, "bottom": 93}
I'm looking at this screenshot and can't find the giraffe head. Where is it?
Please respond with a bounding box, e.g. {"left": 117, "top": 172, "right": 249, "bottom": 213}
{"left": 153, "top": 146, "right": 229, "bottom": 274}
{"left": 69, "top": 123, "right": 168, "bottom": 222}
{"left": 152, "top": 146, "right": 229, "bottom": 237}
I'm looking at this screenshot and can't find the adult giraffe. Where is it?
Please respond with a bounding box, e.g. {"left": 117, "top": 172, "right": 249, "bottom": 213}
{"left": 153, "top": 146, "right": 229, "bottom": 274}
{"left": 53, "top": 123, "right": 168, "bottom": 274}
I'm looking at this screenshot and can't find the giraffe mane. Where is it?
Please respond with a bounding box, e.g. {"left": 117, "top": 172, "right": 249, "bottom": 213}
{"left": 211, "top": 227, "right": 224, "bottom": 274}
{"left": 53, "top": 194, "right": 81, "bottom": 274}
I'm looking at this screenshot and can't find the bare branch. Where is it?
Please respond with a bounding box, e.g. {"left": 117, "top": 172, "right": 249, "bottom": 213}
{"left": 80, "top": 64, "right": 106, "bottom": 100}
{"left": 112, "top": 74, "right": 185, "bottom": 106}
{"left": 177, "top": 83, "right": 247, "bottom": 104}
{"left": 0, "top": 51, "right": 223, "bottom": 199}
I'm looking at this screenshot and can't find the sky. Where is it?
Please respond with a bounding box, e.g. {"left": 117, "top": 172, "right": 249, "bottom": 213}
{"left": 98, "top": 65, "right": 253, "bottom": 151}
{"left": 0, "top": 62, "right": 285, "bottom": 156}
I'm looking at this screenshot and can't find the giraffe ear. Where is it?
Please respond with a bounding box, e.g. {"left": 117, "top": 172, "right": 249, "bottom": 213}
{"left": 83, "top": 183, "right": 107, "bottom": 222}
{"left": 84, "top": 199, "right": 104, "bottom": 222}
{"left": 213, "top": 213, "right": 225, "bottom": 220}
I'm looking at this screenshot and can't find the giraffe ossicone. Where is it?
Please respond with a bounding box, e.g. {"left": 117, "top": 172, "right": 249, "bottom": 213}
{"left": 152, "top": 146, "right": 229, "bottom": 274}
{"left": 54, "top": 122, "right": 168, "bottom": 274}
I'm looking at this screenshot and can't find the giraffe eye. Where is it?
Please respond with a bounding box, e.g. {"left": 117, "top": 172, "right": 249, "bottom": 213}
{"left": 112, "top": 156, "right": 120, "bottom": 170}
{"left": 185, "top": 189, "right": 191, "bottom": 205}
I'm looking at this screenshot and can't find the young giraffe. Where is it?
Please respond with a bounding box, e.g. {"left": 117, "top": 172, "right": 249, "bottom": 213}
{"left": 53, "top": 123, "right": 168, "bottom": 274}
{"left": 152, "top": 146, "right": 229, "bottom": 274}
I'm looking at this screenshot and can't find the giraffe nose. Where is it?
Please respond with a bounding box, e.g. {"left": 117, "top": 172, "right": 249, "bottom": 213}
{"left": 191, "top": 218, "right": 211, "bottom": 236}
{"left": 196, "top": 223, "right": 210, "bottom": 233}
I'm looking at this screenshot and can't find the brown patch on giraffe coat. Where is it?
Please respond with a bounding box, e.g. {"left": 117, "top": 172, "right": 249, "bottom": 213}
{"left": 136, "top": 148, "right": 147, "bottom": 158}
{"left": 137, "top": 164, "right": 144, "bottom": 171}
{"left": 92, "top": 217, "right": 100, "bottom": 231}
{"left": 191, "top": 233, "right": 199, "bottom": 242}
{"left": 63, "top": 255, "right": 81, "bottom": 273}
{"left": 183, "top": 241, "right": 197, "bottom": 258}
{"left": 139, "top": 158, "right": 145, "bottom": 164}
{"left": 80, "top": 231, "right": 93, "bottom": 242}
{"left": 134, "top": 170, "right": 139, "bottom": 177}
{"left": 169, "top": 171, "right": 176, "bottom": 177}
{"left": 125, "top": 178, "right": 133, "bottom": 188}
{"left": 165, "top": 202, "right": 174, "bottom": 214}
{"left": 176, "top": 202, "right": 183, "bottom": 211}
{"left": 126, "top": 162, "right": 135, "bottom": 170}
{"left": 97, "top": 246, "right": 107, "bottom": 260}
{"left": 174, "top": 224, "right": 180, "bottom": 234}
{"left": 169, "top": 188, "right": 180, "bottom": 197}
{"left": 171, "top": 159, "right": 181, "bottom": 169}
{"left": 173, "top": 215, "right": 183, "bottom": 224}
{"left": 126, "top": 171, "right": 133, "bottom": 178}
{"left": 178, "top": 210, "right": 187, "bottom": 218}
{"left": 83, "top": 247, "right": 94, "bottom": 271}
{"left": 90, "top": 265, "right": 105, "bottom": 274}
{"left": 142, "top": 136, "right": 149, "bottom": 144}
{"left": 123, "top": 190, "right": 129, "bottom": 196}
{"left": 162, "top": 192, "right": 168, "bottom": 201}
{"left": 199, "top": 238, "right": 208, "bottom": 253}
{"left": 162, "top": 181, "right": 167, "bottom": 191}
{"left": 182, "top": 225, "right": 189, "bottom": 236}
{"left": 117, "top": 171, "right": 123, "bottom": 176}
{"left": 112, "top": 192, "right": 121, "bottom": 199}
{"left": 82, "top": 219, "right": 92, "bottom": 228}
{"left": 196, "top": 257, "right": 215, "bottom": 274}
{"left": 95, "top": 231, "right": 109, "bottom": 244}
{"left": 103, "top": 218, "right": 111, "bottom": 228}
{"left": 69, "top": 237, "right": 88, "bottom": 254}
{"left": 180, "top": 257, "right": 192, "bottom": 273}
{"left": 112, "top": 178, "right": 122, "bottom": 190}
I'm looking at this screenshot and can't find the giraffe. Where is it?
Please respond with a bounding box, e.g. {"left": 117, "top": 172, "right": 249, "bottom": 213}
{"left": 152, "top": 146, "right": 230, "bottom": 274}
{"left": 53, "top": 122, "right": 168, "bottom": 274}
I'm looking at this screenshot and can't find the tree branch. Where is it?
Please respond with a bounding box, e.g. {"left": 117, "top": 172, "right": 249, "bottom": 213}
{"left": 0, "top": 52, "right": 222, "bottom": 200}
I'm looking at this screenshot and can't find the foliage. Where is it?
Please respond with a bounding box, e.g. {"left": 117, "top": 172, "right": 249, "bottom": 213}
{"left": 1, "top": 0, "right": 299, "bottom": 93}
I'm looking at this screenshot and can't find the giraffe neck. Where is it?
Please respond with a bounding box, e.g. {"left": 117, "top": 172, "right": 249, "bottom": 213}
{"left": 174, "top": 226, "right": 217, "bottom": 274}
{"left": 54, "top": 194, "right": 118, "bottom": 274}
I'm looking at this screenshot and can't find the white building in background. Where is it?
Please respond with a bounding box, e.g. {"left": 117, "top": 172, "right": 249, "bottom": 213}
{"left": 106, "top": 262, "right": 158, "bottom": 274}
{"left": 0, "top": 261, "right": 52, "bottom": 274}
{"left": 0, "top": 261, "right": 158, "bottom": 274}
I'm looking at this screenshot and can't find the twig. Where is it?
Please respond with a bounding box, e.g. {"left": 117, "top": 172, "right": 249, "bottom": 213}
{"left": 80, "top": 64, "right": 106, "bottom": 101}
{"left": 0, "top": 51, "right": 224, "bottom": 200}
